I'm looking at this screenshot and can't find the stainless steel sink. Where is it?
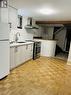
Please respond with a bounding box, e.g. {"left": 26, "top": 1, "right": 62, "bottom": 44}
{"left": 17, "top": 42, "right": 26, "bottom": 43}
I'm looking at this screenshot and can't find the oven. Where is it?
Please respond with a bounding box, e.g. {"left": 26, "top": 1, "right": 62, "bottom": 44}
{"left": 33, "top": 41, "right": 41, "bottom": 60}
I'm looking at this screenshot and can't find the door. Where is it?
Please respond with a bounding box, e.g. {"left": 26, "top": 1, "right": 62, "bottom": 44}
{"left": 0, "top": 41, "right": 10, "bottom": 79}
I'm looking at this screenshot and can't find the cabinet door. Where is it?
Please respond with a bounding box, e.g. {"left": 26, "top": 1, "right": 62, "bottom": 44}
{"left": 10, "top": 47, "right": 15, "bottom": 70}
{"left": 29, "top": 44, "right": 33, "bottom": 59}
{"left": 20, "top": 45, "right": 27, "bottom": 63}
{"left": 15, "top": 46, "right": 21, "bottom": 67}
{"left": 10, "top": 44, "right": 33, "bottom": 70}
{"left": 26, "top": 44, "right": 33, "bottom": 60}
{"left": 20, "top": 44, "right": 33, "bottom": 63}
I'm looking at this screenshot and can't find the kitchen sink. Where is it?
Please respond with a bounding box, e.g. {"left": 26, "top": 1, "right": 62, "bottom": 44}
{"left": 17, "top": 42, "right": 26, "bottom": 43}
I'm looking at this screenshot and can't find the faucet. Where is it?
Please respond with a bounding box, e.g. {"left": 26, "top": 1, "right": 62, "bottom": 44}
{"left": 15, "top": 32, "right": 20, "bottom": 42}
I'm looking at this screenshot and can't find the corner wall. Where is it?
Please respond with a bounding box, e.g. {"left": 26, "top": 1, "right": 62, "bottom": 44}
{"left": 68, "top": 43, "right": 71, "bottom": 62}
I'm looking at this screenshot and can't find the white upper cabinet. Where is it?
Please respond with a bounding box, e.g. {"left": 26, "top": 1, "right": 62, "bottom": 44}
{"left": 8, "top": 7, "right": 18, "bottom": 29}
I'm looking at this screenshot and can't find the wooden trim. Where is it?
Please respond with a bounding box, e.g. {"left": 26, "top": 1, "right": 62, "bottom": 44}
{"left": 36, "top": 21, "right": 71, "bottom": 24}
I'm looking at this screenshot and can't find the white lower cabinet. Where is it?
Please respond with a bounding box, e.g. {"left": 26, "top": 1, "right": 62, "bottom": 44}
{"left": 20, "top": 45, "right": 27, "bottom": 63}
{"left": 20, "top": 44, "right": 33, "bottom": 63}
{"left": 10, "top": 47, "right": 16, "bottom": 70}
{"left": 26, "top": 44, "right": 33, "bottom": 60}
{"left": 10, "top": 43, "right": 33, "bottom": 70}
{"left": 15, "top": 46, "right": 21, "bottom": 67}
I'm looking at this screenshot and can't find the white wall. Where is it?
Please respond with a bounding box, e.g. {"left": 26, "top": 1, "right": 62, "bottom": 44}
{"left": 0, "top": 8, "right": 1, "bottom": 22}
{"left": 0, "top": 8, "right": 8, "bottom": 23}
{"left": 55, "top": 27, "right": 67, "bottom": 51}
{"left": 0, "top": 0, "right": 9, "bottom": 23}
{"left": 42, "top": 27, "right": 54, "bottom": 40}
{"left": 68, "top": 43, "right": 71, "bottom": 62}
{"left": 9, "top": 16, "right": 42, "bottom": 42}
{"left": 47, "top": 27, "right": 54, "bottom": 39}
{"left": 9, "top": 7, "right": 18, "bottom": 29}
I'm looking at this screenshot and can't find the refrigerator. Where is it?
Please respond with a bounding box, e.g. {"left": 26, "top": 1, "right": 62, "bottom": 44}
{"left": 0, "top": 23, "right": 10, "bottom": 79}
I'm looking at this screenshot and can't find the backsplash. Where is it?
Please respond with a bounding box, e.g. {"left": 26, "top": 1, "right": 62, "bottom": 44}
{"left": 9, "top": 17, "right": 43, "bottom": 42}
{"left": 9, "top": 28, "right": 34, "bottom": 42}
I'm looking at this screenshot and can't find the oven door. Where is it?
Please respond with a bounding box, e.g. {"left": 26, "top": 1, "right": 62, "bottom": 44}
{"left": 33, "top": 42, "right": 41, "bottom": 60}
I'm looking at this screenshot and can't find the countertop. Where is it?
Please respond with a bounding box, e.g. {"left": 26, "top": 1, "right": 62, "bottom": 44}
{"left": 33, "top": 39, "right": 57, "bottom": 42}
{"left": 10, "top": 39, "right": 56, "bottom": 47}
{"left": 10, "top": 42, "right": 34, "bottom": 48}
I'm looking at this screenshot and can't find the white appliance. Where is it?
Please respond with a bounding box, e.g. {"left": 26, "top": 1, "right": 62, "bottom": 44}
{"left": 0, "top": 23, "right": 10, "bottom": 79}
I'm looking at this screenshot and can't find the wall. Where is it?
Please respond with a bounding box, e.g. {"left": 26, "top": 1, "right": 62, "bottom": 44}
{"left": 42, "top": 27, "right": 54, "bottom": 40}
{"left": 47, "top": 27, "right": 54, "bottom": 39}
{"left": 0, "top": 0, "right": 9, "bottom": 23}
{"left": 41, "top": 26, "right": 67, "bottom": 51}
{"left": 55, "top": 27, "right": 67, "bottom": 51}
{"left": 0, "top": 8, "right": 8, "bottom": 23}
{"left": 7, "top": 1, "right": 43, "bottom": 42}
{"left": 9, "top": 6, "right": 18, "bottom": 29}
{"left": 68, "top": 43, "right": 71, "bottom": 62}
{"left": 0, "top": 8, "right": 1, "bottom": 22}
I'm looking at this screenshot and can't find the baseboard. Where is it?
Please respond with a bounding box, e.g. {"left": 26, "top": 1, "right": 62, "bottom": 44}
{"left": 10, "top": 58, "right": 33, "bottom": 71}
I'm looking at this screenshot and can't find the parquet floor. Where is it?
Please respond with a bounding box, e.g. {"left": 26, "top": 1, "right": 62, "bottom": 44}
{"left": 0, "top": 57, "right": 71, "bottom": 95}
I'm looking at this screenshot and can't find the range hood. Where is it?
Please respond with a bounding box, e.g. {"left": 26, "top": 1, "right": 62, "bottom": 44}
{"left": 25, "top": 17, "right": 39, "bottom": 29}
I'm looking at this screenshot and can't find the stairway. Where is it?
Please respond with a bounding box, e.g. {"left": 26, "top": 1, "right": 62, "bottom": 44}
{"left": 55, "top": 45, "right": 63, "bottom": 56}
{"left": 53, "top": 26, "right": 64, "bottom": 40}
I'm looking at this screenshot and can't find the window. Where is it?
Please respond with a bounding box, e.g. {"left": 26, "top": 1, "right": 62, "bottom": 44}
{"left": 17, "top": 15, "right": 22, "bottom": 29}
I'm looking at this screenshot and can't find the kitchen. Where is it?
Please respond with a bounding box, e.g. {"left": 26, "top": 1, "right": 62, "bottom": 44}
{"left": 0, "top": 0, "right": 71, "bottom": 95}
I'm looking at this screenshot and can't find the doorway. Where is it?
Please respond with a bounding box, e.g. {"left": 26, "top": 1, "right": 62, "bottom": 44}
{"left": 54, "top": 26, "right": 71, "bottom": 60}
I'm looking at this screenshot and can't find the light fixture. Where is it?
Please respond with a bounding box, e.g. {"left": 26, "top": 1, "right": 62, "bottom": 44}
{"left": 18, "top": 9, "right": 31, "bottom": 16}
{"left": 39, "top": 8, "right": 55, "bottom": 15}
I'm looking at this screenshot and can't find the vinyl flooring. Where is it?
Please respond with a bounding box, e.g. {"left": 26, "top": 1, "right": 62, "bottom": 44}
{"left": 0, "top": 57, "right": 71, "bottom": 95}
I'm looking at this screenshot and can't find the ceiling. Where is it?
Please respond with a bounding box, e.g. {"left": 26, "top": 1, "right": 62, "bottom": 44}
{"left": 9, "top": 0, "right": 71, "bottom": 21}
